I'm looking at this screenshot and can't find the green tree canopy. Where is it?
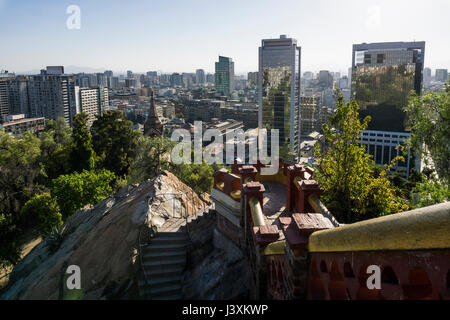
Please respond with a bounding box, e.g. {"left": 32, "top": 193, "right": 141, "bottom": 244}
{"left": 91, "top": 111, "right": 141, "bottom": 177}
{"left": 70, "top": 113, "right": 96, "bottom": 173}
{"left": 128, "top": 136, "right": 175, "bottom": 184}
{"left": 51, "top": 169, "right": 115, "bottom": 218}
{"left": 404, "top": 82, "right": 450, "bottom": 185}
{"left": 20, "top": 193, "right": 62, "bottom": 236}
{"left": 39, "top": 117, "right": 73, "bottom": 183}
{"left": 314, "top": 91, "right": 409, "bottom": 223}
{"left": 0, "top": 131, "right": 43, "bottom": 215}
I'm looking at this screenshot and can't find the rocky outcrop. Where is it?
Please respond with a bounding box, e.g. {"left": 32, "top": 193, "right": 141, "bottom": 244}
{"left": 1, "top": 171, "right": 205, "bottom": 300}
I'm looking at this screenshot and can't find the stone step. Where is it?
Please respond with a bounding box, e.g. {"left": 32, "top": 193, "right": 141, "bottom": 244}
{"left": 138, "top": 275, "right": 181, "bottom": 288}
{"left": 142, "top": 257, "right": 185, "bottom": 270}
{"left": 150, "top": 236, "right": 187, "bottom": 245}
{"left": 143, "top": 250, "right": 186, "bottom": 262}
{"left": 145, "top": 242, "right": 186, "bottom": 253}
{"left": 155, "top": 231, "right": 187, "bottom": 239}
{"left": 144, "top": 265, "right": 184, "bottom": 278}
{"left": 141, "top": 283, "right": 182, "bottom": 298}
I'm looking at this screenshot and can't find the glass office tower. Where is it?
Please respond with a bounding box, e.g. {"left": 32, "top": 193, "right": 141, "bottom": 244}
{"left": 351, "top": 41, "right": 425, "bottom": 176}
{"left": 215, "top": 56, "right": 234, "bottom": 97}
{"left": 258, "top": 35, "right": 301, "bottom": 155}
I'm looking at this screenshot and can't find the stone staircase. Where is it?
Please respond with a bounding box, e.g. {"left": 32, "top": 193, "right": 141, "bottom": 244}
{"left": 138, "top": 205, "right": 213, "bottom": 300}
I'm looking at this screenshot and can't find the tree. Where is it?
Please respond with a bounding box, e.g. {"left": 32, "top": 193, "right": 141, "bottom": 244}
{"left": 91, "top": 111, "right": 141, "bottom": 177}
{"left": 170, "top": 162, "right": 215, "bottom": 195}
{"left": 128, "top": 136, "right": 175, "bottom": 184}
{"left": 51, "top": 169, "right": 115, "bottom": 218}
{"left": 44, "top": 117, "right": 73, "bottom": 146}
{"left": 404, "top": 82, "right": 450, "bottom": 185}
{"left": 0, "top": 131, "right": 43, "bottom": 216}
{"left": 0, "top": 213, "right": 21, "bottom": 268}
{"left": 39, "top": 117, "right": 73, "bottom": 183}
{"left": 70, "top": 113, "right": 96, "bottom": 173}
{"left": 20, "top": 193, "right": 62, "bottom": 236}
{"left": 410, "top": 175, "right": 449, "bottom": 208}
{"left": 314, "top": 91, "right": 409, "bottom": 223}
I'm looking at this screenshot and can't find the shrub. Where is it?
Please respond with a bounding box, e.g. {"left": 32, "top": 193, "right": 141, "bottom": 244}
{"left": 20, "top": 193, "right": 62, "bottom": 236}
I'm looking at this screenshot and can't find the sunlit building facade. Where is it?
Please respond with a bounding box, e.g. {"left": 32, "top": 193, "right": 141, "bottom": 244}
{"left": 352, "top": 41, "right": 426, "bottom": 176}
{"left": 258, "top": 35, "right": 301, "bottom": 155}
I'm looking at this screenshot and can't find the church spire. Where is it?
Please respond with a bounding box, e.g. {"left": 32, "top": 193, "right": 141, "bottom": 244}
{"left": 144, "top": 88, "right": 163, "bottom": 137}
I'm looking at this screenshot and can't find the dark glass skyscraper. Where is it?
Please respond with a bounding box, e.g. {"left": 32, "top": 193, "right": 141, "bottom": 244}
{"left": 352, "top": 41, "right": 425, "bottom": 132}
{"left": 258, "top": 35, "right": 301, "bottom": 155}
{"left": 215, "top": 56, "right": 234, "bottom": 97}
{"left": 352, "top": 41, "right": 426, "bottom": 177}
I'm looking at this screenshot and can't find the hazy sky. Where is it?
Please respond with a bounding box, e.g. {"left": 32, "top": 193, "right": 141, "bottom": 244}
{"left": 1, "top": 0, "right": 449, "bottom": 75}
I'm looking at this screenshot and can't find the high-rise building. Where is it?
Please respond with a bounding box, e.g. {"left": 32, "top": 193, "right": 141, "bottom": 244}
{"left": 196, "top": 69, "right": 206, "bottom": 85}
{"left": 206, "top": 73, "right": 215, "bottom": 84}
{"left": 96, "top": 73, "right": 108, "bottom": 87}
{"left": 27, "top": 73, "right": 77, "bottom": 126}
{"left": 74, "top": 86, "right": 109, "bottom": 126}
{"left": 215, "top": 56, "right": 234, "bottom": 97}
{"left": 352, "top": 41, "right": 426, "bottom": 176}
{"left": 300, "top": 95, "right": 320, "bottom": 136}
{"left": 318, "top": 70, "right": 333, "bottom": 88}
{"left": 258, "top": 35, "right": 301, "bottom": 155}
{"left": 0, "top": 75, "right": 13, "bottom": 122}
{"left": 45, "top": 66, "right": 64, "bottom": 75}
{"left": 424, "top": 67, "right": 432, "bottom": 88}
{"left": 170, "top": 73, "right": 183, "bottom": 87}
{"left": 435, "top": 69, "right": 448, "bottom": 82}
{"left": 247, "top": 72, "right": 258, "bottom": 88}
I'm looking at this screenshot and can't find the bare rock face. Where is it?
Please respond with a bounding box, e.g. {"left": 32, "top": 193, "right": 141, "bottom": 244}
{"left": 1, "top": 171, "right": 205, "bottom": 300}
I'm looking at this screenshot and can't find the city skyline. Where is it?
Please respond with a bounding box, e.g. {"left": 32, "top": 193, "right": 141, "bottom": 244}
{"left": 1, "top": 0, "right": 450, "bottom": 74}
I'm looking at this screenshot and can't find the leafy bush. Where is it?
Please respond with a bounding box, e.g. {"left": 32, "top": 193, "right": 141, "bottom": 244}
{"left": 410, "top": 176, "right": 450, "bottom": 208}
{"left": 20, "top": 193, "right": 62, "bottom": 236}
{"left": 51, "top": 169, "right": 115, "bottom": 218}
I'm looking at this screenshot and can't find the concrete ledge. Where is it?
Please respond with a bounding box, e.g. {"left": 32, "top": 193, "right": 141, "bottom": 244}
{"left": 263, "top": 240, "right": 286, "bottom": 256}
{"left": 308, "top": 202, "right": 450, "bottom": 252}
{"left": 211, "top": 188, "right": 241, "bottom": 211}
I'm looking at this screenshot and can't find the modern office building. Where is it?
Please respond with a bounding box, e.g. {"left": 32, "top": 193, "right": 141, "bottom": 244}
{"left": 170, "top": 73, "right": 183, "bottom": 87}
{"left": 215, "top": 56, "right": 234, "bottom": 97}
{"left": 258, "top": 35, "right": 301, "bottom": 155}
{"left": 352, "top": 41, "right": 426, "bottom": 176}
{"left": 435, "top": 69, "right": 448, "bottom": 82}
{"left": 196, "top": 69, "right": 206, "bottom": 85}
